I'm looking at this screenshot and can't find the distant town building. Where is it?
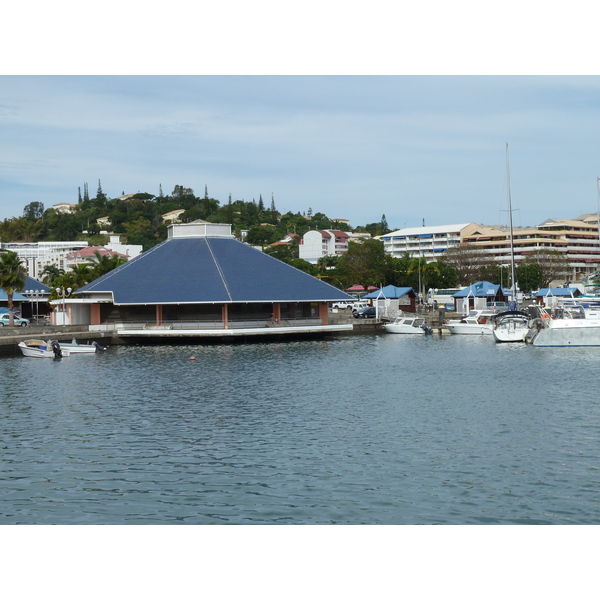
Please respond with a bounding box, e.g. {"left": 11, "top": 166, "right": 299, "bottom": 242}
{"left": 382, "top": 224, "right": 472, "bottom": 262}
{"left": 52, "top": 202, "right": 78, "bottom": 214}
{"left": 0, "top": 241, "right": 88, "bottom": 279}
{"left": 161, "top": 209, "right": 186, "bottom": 224}
{"left": 382, "top": 217, "right": 600, "bottom": 283}
{"left": 299, "top": 229, "right": 350, "bottom": 264}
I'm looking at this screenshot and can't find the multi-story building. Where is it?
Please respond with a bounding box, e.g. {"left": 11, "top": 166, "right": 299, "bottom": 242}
{"left": 299, "top": 229, "right": 350, "bottom": 264}
{"left": 381, "top": 217, "right": 600, "bottom": 283}
{"left": 381, "top": 224, "right": 473, "bottom": 261}
{"left": 1, "top": 236, "right": 142, "bottom": 279}
{"left": 462, "top": 219, "right": 600, "bottom": 281}
{"left": 1, "top": 241, "right": 89, "bottom": 279}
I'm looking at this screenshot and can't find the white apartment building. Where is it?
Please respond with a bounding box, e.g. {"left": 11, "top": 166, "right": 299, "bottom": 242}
{"left": 1, "top": 241, "right": 89, "bottom": 279}
{"left": 2, "top": 236, "right": 142, "bottom": 279}
{"left": 299, "top": 229, "right": 350, "bottom": 264}
{"left": 381, "top": 224, "right": 473, "bottom": 261}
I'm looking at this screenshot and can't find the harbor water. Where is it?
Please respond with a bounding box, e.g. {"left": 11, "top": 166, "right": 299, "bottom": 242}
{"left": 1, "top": 332, "right": 599, "bottom": 525}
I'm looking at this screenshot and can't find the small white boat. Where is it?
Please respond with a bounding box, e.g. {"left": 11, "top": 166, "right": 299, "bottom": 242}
{"left": 60, "top": 339, "right": 106, "bottom": 353}
{"left": 383, "top": 315, "right": 432, "bottom": 334}
{"left": 18, "top": 339, "right": 70, "bottom": 358}
{"left": 445, "top": 310, "right": 495, "bottom": 335}
{"left": 492, "top": 310, "right": 530, "bottom": 343}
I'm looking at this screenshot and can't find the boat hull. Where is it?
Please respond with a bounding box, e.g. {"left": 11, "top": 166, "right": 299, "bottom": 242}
{"left": 532, "top": 320, "right": 600, "bottom": 347}
{"left": 18, "top": 341, "right": 70, "bottom": 357}
{"left": 383, "top": 324, "right": 425, "bottom": 334}
{"left": 445, "top": 324, "right": 493, "bottom": 335}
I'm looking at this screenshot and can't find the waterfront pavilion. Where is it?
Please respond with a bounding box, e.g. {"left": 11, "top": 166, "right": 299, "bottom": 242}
{"left": 64, "top": 222, "right": 355, "bottom": 339}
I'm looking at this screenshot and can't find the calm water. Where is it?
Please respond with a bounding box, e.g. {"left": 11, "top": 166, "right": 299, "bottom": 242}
{"left": 1, "top": 332, "right": 599, "bottom": 524}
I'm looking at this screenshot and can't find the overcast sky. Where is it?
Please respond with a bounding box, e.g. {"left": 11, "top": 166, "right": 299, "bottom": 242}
{"left": 3, "top": 5, "right": 600, "bottom": 234}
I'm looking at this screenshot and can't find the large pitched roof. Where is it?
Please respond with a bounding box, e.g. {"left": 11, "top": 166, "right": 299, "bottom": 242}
{"left": 75, "top": 225, "right": 352, "bottom": 305}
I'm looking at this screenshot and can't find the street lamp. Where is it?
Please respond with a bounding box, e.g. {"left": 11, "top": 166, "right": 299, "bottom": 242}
{"left": 55, "top": 287, "right": 72, "bottom": 325}
{"left": 25, "top": 289, "right": 43, "bottom": 320}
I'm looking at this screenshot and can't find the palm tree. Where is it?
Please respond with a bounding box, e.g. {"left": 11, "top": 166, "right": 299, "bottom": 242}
{"left": 0, "top": 251, "right": 27, "bottom": 326}
{"left": 40, "top": 264, "right": 65, "bottom": 286}
{"left": 90, "top": 250, "right": 127, "bottom": 279}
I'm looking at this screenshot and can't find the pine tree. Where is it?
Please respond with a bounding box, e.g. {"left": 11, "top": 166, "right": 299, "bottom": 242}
{"left": 83, "top": 182, "right": 89, "bottom": 202}
{"left": 78, "top": 187, "right": 82, "bottom": 204}
{"left": 381, "top": 214, "right": 389, "bottom": 233}
{"left": 204, "top": 185, "right": 209, "bottom": 200}
{"left": 270, "top": 193, "right": 276, "bottom": 212}
{"left": 258, "top": 194, "right": 265, "bottom": 213}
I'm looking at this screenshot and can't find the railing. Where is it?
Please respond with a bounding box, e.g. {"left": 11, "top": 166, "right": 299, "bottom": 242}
{"left": 99, "top": 317, "right": 324, "bottom": 331}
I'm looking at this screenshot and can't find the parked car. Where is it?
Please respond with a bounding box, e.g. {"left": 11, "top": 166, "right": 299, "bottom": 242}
{"left": 0, "top": 314, "right": 30, "bottom": 327}
{"left": 352, "top": 306, "right": 377, "bottom": 319}
{"left": 331, "top": 301, "right": 355, "bottom": 310}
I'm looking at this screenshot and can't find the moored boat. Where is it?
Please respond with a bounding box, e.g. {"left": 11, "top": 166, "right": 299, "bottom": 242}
{"left": 445, "top": 309, "right": 495, "bottom": 335}
{"left": 529, "top": 305, "right": 600, "bottom": 346}
{"left": 59, "top": 339, "right": 106, "bottom": 353}
{"left": 18, "top": 339, "right": 70, "bottom": 358}
{"left": 492, "top": 310, "right": 530, "bottom": 343}
{"left": 383, "top": 315, "right": 432, "bottom": 334}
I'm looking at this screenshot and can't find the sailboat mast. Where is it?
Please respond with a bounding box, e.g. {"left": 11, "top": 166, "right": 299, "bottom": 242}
{"left": 506, "top": 143, "right": 517, "bottom": 301}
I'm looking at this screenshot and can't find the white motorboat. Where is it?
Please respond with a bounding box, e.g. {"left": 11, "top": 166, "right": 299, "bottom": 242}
{"left": 529, "top": 305, "right": 600, "bottom": 346}
{"left": 492, "top": 310, "right": 530, "bottom": 343}
{"left": 445, "top": 309, "right": 495, "bottom": 335}
{"left": 383, "top": 315, "right": 432, "bottom": 334}
{"left": 60, "top": 339, "right": 106, "bottom": 353}
{"left": 18, "top": 339, "right": 70, "bottom": 358}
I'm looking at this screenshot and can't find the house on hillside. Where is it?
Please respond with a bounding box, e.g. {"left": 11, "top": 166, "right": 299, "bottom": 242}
{"left": 60, "top": 221, "right": 354, "bottom": 339}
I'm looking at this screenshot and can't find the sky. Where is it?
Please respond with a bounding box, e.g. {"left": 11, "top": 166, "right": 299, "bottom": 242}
{"left": 3, "top": 75, "right": 600, "bottom": 232}
{"left": 2, "top": 2, "right": 600, "bottom": 237}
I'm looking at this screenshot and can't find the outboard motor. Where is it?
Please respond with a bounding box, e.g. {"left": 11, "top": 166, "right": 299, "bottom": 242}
{"left": 51, "top": 340, "right": 62, "bottom": 358}
{"left": 92, "top": 341, "right": 106, "bottom": 352}
{"left": 421, "top": 323, "right": 433, "bottom": 335}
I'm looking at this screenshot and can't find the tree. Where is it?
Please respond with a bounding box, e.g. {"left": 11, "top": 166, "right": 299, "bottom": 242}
{"left": 23, "top": 202, "right": 44, "bottom": 219}
{"left": 40, "top": 264, "right": 65, "bottom": 286}
{"left": 89, "top": 250, "right": 128, "bottom": 279}
{"left": 524, "top": 250, "right": 570, "bottom": 288}
{"left": 380, "top": 214, "right": 390, "bottom": 234}
{"left": 337, "top": 239, "right": 387, "bottom": 291}
{"left": 516, "top": 261, "right": 544, "bottom": 292}
{"left": 0, "top": 251, "right": 27, "bottom": 326}
{"left": 442, "top": 243, "right": 491, "bottom": 285}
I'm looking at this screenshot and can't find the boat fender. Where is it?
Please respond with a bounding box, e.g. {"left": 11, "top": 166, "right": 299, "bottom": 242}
{"left": 481, "top": 318, "right": 487, "bottom": 323}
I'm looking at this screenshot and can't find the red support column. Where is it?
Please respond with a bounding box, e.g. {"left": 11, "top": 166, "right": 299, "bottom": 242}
{"left": 319, "top": 302, "right": 328, "bottom": 324}
{"left": 222, "top": 304, "right": 229, "bottom": 329}
{"left": 156, "top": 305, "right": 163, "bottom": 326}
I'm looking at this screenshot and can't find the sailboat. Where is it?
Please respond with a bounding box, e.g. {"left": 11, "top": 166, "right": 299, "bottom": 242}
{"left": 493, "top": 144, "right": 530, "bottom": 343}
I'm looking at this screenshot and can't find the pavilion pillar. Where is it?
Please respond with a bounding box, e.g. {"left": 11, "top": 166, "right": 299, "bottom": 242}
{"left": 90, "top": 304, "right": 101, "bottom": 325}
{"left": 222, "top": 304, "right": 229, "bottom": 329}
{"left": 272, "top": 303, "right": 281, "bottom": 324}
{"left": 319, "top": 302, "right": 328, "bottom": 325}
{"left": 156, "top": 305, "right": 163, "bottom": 326}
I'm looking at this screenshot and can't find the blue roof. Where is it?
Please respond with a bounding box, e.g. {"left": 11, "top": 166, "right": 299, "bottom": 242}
{"left": 363, "top": 285, "right": 415, "bottom": 299}
{"left": 0, "top": 289, "right": 27, "bottom": 301}
{"left": 536, "top": 287, "right": 579, "bottom": 297}
{"left": 22, "top": 276, "right": 49, "bottom": 294}
{"left": 453, "top": 281, "right": 500, "bottom": 298}
{"left": 75, "top": 235, "right": 353, "bottom": 305}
